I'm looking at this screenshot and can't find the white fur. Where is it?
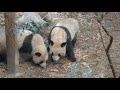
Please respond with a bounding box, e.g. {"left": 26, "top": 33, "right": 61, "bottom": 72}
{"left": 52, "top": 55, "right": 60, "bottom": 62}
{"left": 40, "top": 62, "right": 47, "bottom": 68}
{"left": 31, "top": 34, "right": 48, "bottom": 68}
{"left": 0, "top": 30, "right": 48, "bottom": 67}
{"left": 56, "top": 18, "right": 79, "bottom": 40}
{"left": 49, "top": 18, "right": 79, "bottom": 62}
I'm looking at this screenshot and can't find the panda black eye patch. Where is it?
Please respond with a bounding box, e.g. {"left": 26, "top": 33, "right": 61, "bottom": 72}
{"left": 50, "top": 40, "right": 54, "bottom": 46}
{"left": 35, "top": 52, "right": 41, "bottom": 57}
{"left": 61, "top": 42, "right": 66, "bottom": 47}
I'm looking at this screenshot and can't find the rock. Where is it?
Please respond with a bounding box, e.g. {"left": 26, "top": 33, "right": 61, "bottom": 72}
{"left": 64, "top": 62, "right": 81, "bottom": 78}
{"left": 102, "top": 12, "right": 120, "bottom": 78}
{"left": 76, "top": 12, "right": 113, "bottom": 78}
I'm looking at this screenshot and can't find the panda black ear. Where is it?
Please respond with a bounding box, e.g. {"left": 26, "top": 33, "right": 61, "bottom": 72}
{"left": 61, "top": 42, "right": 67, "bottom": 47}
{"left": 35, "top": 52, "right": 41, "bottom": 57}
{"left": 50, "top": 40, "right": 54, "bottom": 46}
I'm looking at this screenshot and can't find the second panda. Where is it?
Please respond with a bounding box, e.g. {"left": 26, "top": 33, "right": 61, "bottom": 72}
{"left": 31, "top": 34, "right": 48, "bottom": 68}
{"left": 17, "top": 30, "right": 48, "bottom": 68}
{"left": 0, "top": 29, "right": 48, "bottom": 68}
{"left": 48, "top": 18, "right": 79, "bottom": 63}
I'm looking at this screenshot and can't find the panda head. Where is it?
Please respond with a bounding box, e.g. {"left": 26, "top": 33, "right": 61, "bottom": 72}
{"left": 32, "top": 51, "right": 48, "bottom": 68}
{"left": 48, "top": 27, "right": 68, "bottom": 62}
{"left": 32, "top": 34, "right": 48, "bottom": 68}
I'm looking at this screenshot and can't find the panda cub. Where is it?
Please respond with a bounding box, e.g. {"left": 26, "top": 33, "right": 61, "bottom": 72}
{"left": 17, "top": 30, "right": 48, "bottom": 68}
{"left": 31, "top": 34, "right": 48, "bottom": 68}
{"left": 0, "top": 29, "right": 48, "bottom": 68}
{"left": 48, "top": 18, "right": 79, "bottom": 63}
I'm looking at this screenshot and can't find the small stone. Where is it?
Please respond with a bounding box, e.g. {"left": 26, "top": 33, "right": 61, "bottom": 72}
{"left": 15, "top": 73, "right": 23, "bottom": 77}
{"left": 50, "top": 68, "right": 59, "bottom": 72}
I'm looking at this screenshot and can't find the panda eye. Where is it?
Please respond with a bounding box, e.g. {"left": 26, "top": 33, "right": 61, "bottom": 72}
{"left": 35, "top": 52, "right": 41, "bottom": 57}
{"left": 61, "top": 42, "right": 66, "bottom": 47}
{"left": 50, "top": 40, "right": 54, "bottom": 46}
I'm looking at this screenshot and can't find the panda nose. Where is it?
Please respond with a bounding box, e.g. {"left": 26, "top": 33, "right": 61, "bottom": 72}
{"left": 39, "top": 61, "right": 43, "bottom": 64}
{"left": 58, "top": 54, "right": 61, "bottom": 57}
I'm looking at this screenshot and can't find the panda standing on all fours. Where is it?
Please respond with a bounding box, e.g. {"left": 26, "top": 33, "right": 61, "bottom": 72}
{"left": 31, "top": 33, "right": 48, "bottom": 68}
{"left": 0, "top": 29, "right": 48, "bottom": 68}
{"left": 47, "top": 18, "right": 79, "bottom": 63}
{"left": 18, "top": 30, "right": 48, "bottom": 68}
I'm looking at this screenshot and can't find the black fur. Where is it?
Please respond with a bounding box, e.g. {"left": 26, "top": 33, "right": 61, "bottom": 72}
{"left": 48, "top": 30, "right": 52, "bottom": 45}
{"left": 48, "top": 26, "right": 77, "bottom": 62}
{"left": 19, "top": 34, "right": 33, "bottom": 62}
{"left": 47, "top": 27, "right": 52, "bottom": 52}
{"left": 50, "top": 40, "right": 54, "bottom": 46}
{"left": 0, "top": 34, "right": 34, "bottom": 63}
{"left": 0, "top": 53, "right": 7, "bottom": 63}
{"left": 47, "top": 47, "right": 50, "bottom": 52}
{"left": 19, "top": 34, "right": 33, "bottom": 53}
{"left": 72, "top": 33, "right": 77, "bottom": 47}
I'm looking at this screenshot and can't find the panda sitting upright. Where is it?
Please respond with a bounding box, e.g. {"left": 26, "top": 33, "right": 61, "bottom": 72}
{"left": 47, "top": 18, "right": 79, "bottom": 63}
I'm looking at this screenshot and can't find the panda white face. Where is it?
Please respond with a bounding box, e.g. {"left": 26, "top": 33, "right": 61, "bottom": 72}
{"left": 32, "top": 52, "right": 42, "bottom": 64}
{"left": 49, "top": 39, "right": 67, "bottom": 62}
{"left": 49, "top": 27, "right": 67, "bottom": 62}
{"left": 32, "top": 51, "right": 48, "bottom": 68}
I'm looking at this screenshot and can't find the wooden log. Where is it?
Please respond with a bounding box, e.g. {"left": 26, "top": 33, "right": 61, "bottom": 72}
{"left": 4, "top": 12, "right": 19, "bottom": 73}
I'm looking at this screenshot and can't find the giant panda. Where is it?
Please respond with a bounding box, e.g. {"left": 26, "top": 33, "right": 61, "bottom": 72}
{"left": 47, "top": 18, "right": 79, "bottom": 63}
{"left": 0, "top": 29, "right": 48, "bottom": 68}
{"left": 31, "top": 34, "right": 48, "bottom": 68}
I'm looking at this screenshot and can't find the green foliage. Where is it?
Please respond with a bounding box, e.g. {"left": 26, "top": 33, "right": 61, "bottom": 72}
{"left": 16, "top": 19, "right": 46, "bottom": 34}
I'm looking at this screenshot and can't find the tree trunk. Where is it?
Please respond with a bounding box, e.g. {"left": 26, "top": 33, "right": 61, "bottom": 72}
{"left": 4, "top": 12, "right": 19, "bottom": 73}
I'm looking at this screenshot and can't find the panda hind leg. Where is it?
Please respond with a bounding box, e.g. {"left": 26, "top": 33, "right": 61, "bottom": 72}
{"left": 66, "top": 44, "right": 76, "bottom": 62}
{"left": 72, "top": 33, "right": 77, "bottom": 48}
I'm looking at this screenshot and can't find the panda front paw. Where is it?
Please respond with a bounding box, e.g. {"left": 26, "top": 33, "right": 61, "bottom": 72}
{"left": 70, "top": 57, "right": 76, "bottom": 62}
{"left": 40, "top": 62, "right": 47, "bottom": 68}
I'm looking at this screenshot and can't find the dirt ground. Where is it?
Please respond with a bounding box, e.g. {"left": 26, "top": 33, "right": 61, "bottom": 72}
{"left": 0, "top": 12, "right": 119, "bottom": 78}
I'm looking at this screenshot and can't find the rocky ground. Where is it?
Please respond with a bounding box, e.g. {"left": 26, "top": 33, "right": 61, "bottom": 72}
{"left": 0, "top": 12, "right": 120, "bottom": 78}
